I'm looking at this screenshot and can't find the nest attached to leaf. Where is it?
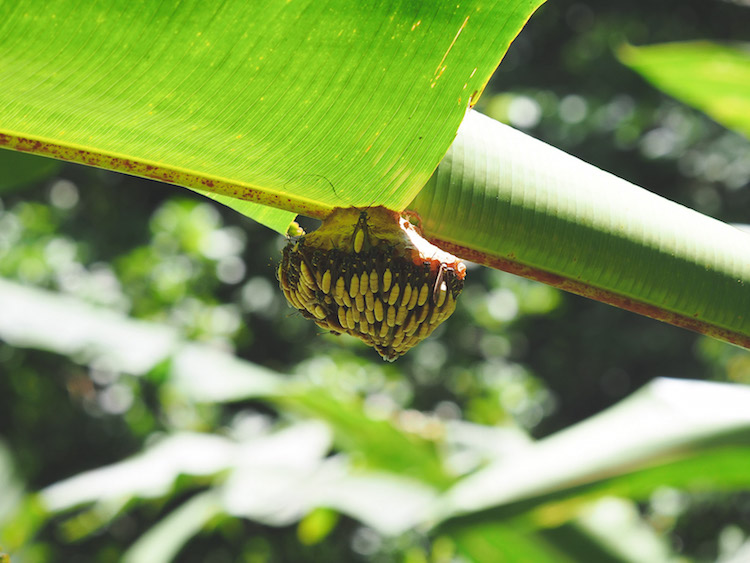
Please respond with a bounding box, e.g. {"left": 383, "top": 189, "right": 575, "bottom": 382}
{"left": 278, "top": 206, "right": 465, "bottom": 361}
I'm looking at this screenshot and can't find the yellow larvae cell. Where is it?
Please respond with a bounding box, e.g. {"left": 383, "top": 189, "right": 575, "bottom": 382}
{"left": 401, "top": 284, "right": 412, "bottom": 307}
{"left": 379, "top": 322, "right": 389, "bottom": 338}
{"left": 342, "top": 292, "right": 352, "bottom": 308}
{"left": 374, "top": 299, "right": 384, "bottom": 322}
{"left": 335, "top": 276, "right": 346, "bottom": 298}
{"left": 387, "top": 283, "right": 400, "bottom": 305}
{"left": 365, "top": 291, "right": 374, "bottom": 310}
{"left": 386, "top": 305, "right": 397, "bottom": 327}
{"left": 395, "top": 305, "right": 408, "bottom": 325}
{"left": 351, "top": 307, "right": 361, "bottom": 324}
{"left": 392, "top": 329, "right": 405, "bottom": 348}
{"left": 369, "top": 270, "right": 379, "bottom": 293}
{"left": 285, "top": 290, "right": 300, "bottom": 310}
{"left": 407, "top": 287, "right": 419, "bottom": 310}
{"left": 321, "top": 270, "right": 332, "bottom": 294}
{"left": 295, "top": 293, "right": 310, "bottom": 313}
{"left": 355, "top": 294, "right": 365, "bottom": 312}
{"left": 335, "top": 276, "right": 345, "bottom": 294}
{"left": 338, "top": 307, "right": 348, "bottom": 329}
{"left": 301, "top": 261, "right": 316, "bottom": 289}
{"left": 383, "top": 269, "right": 393, "bottom": 292}
{"left": 404, "top": 314, "right": 417, "bottom": 335}
{"left": 417, "top": 284, "right": 429, "bottom": 306}
{"left": 297, "top": 284, "right": 313, "bottom": 301}
{"left": 365, "top": 309, "right": 375, "bottom": 324}
{"left": 349, "top": 275, "right": 360, "bottom": 298}
{"left": 346, "top": 308, "right": 355, "bottom": 329}
{"left": 354, "top": 228, "right": 365, "bottom": 253}
{"left": 359, "top": 272, "right": 368, "bottom": 295}
{"left": 313, "top": 305, "right": 327, "bottom": 320}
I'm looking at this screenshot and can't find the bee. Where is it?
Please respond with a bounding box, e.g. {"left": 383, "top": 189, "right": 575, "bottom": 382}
{"left": 278, "top": 206, "right": 465, "bottom": 361}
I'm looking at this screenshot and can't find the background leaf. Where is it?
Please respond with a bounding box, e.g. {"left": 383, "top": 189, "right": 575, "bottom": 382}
{"left": 440, "top": 378, "right": 750, "bottom": 522}
{"left": 280, "top": 388, "right": 455, "bottom": 490}
{"left": 0, "top": 151, "right": 60, "bottom": 193}
{"left": 619, "top": 42, "right": 750, "bottom": 139}
{"left": 122, "top": 491, "right": 223, "bottom": 563}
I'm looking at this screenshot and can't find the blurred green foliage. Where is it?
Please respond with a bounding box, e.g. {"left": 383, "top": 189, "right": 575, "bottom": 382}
{"left": 2, "top": 1, "right": 750, "bottom": 562}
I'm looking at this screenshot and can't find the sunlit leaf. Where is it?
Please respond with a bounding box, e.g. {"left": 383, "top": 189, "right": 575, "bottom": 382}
{"left": 168, "top": 344, "right": 283, "bottom": 402}
{"left": 440, "top": 378, "right": 750, "bottom": 522}
{"left": 0, "top": 278, "right": 178, "bottom": 375}
{"left": 0, "top": 278, "right": 283, "bottom": 399}
{"left": 0, "top": 0, "right": 545, "bottom": 231}
{"left": 40, "top": 433, "right": 237, "bottom": 511}
{"left": 223, "top": 453, "right": 438, "bottom": 535}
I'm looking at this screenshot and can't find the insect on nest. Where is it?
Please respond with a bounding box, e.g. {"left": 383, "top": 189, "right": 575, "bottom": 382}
{"left": 278, "top": 206, "right": 466, "bottom": 361}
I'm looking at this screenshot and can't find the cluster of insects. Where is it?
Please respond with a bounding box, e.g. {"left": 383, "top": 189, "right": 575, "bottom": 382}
{"left": 278, "top": 206, "right": 465, "bottom": 361}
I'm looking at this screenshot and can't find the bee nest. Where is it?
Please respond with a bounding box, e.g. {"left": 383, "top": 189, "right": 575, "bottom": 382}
{"left": 278, "top": 206, "right": 466, "bottom": 361}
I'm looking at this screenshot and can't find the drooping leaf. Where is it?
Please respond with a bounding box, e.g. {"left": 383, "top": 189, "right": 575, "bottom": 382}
{"left": 0, "top": 278, "right": 178, "bottom": 374}
{"left": 619, "top": 41, "right": 750, "bottom": 138}
{"left": 40, "top": 433, "right": 239, "bottom": 511}
{"left": 0, "top": 278, "right": 283, "bottom": 399}
{"left": 410, "top": 110, "right": 750, "bottom": 348}
{"left": 439, "top": 378, "right": 750, "bottom": 524}
{"left": 0, "top": 0, "right": 545, "bottom": 231}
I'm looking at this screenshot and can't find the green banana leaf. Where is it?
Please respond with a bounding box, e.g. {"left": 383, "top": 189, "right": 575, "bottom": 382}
{"left": 0, "top": 0, "right": 543, "bottom": 232}
{"left": 619, "top": 41, "right": 750, "bottom": 138}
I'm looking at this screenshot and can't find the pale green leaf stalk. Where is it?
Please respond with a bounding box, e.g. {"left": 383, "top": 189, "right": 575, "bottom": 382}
{"left": 410, "top": 111, "right": 750, "bottom": 348}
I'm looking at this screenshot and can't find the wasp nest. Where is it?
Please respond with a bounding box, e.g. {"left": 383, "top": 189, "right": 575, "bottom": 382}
{"left": 278, "top": 206, "right": 466, "bottom": 361}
